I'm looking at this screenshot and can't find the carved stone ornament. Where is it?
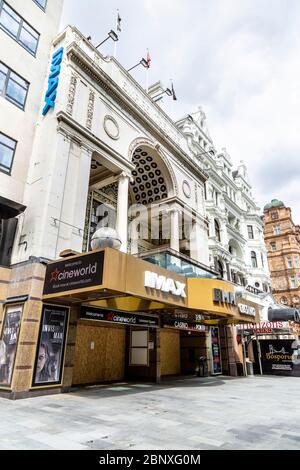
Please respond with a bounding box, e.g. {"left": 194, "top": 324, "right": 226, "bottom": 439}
{"left": 86, "top": 90, "right": 95, "bottom": 130}
{"left": 182, "top": 180, "right": 192, "bottom": 199}
{"left": 103, "top": 115, "right": 120, "bottom": 140}
{"left": 66, "top": 73, "right": 78, "bottom": 116}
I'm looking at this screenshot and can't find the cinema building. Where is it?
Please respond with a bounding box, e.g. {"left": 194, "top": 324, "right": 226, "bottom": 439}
{"left": 0, "top": 26, "right": 263, "bottom": 399}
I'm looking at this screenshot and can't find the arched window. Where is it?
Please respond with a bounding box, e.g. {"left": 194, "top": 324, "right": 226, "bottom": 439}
{"left": 217, "top": 261, "right": 224, "bottom": 279}
{"left": 251, "top": 251, "right": 258, "bottom": 268}
{"left": 214, "top": 219, "right": 221, "bottom": 242}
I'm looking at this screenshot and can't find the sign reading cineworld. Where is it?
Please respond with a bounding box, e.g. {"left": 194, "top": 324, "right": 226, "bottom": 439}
{"left": 42, "top": 47, "right": 64, "bottom": 116}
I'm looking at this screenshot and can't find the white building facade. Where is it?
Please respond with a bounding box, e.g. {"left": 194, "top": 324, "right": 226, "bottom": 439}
{"left": 177, "top": 109, "right": 272, "bottom": 317}
{"left": 0, "top": 0, "right": 64, "bottom": 265}
{"left": 14, "top": 26, "right": 211, "bottom": 273}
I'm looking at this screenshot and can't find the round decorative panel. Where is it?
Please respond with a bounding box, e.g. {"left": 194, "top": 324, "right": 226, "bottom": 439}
{"left": 103, "top": 115, "right": 120, "bottom": 140}
{"left": 182, "top": 180, "right": 192, "bottom": 198}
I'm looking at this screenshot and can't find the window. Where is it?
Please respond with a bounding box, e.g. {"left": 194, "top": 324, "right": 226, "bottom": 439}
{"left": 294, "top": 256, "right": 299, "bottom": 268}
{"left": 0, "top": 132, "right": 17, "bottom": 174}
{"left": 261, "top": 253, "right": 265, "bottom": 267}
{"left": 273, "top": 225, "right": 281, "bottom": 236}
{"left": 247, "top": 225, "right": 254, "bottom": 239}
{"left": 297, "top": 274, "right": 300, "bottom": 286}
{"left": 0, "top": 2, "right": 39, "bottom": 55}
{"left": 0, "top": 62, "right": 29, "bottom": 109}
{"left": 287, "top": 257, "right": 292, "bottom": 269}
{"left": 271, "top": 242, "right": 276, "bottom": 252}
{"left": 251, "top": 251, "right": 258, "bottom": 268}
{"left": 271, "top": 211, "right": 279, "bottom": 220}
{"left": 214, "top": 219, "right": 221, "bottom": 242}
{"left": 33, "top": 0, "right": 47, "bottom": 10}
{"left": 290, "top": 275, "right": 296, "bottom": 289}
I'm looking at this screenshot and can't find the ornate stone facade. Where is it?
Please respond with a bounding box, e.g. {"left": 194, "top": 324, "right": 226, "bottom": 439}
{"left": 264, "top": 199, "right": 300, "bottom": 307}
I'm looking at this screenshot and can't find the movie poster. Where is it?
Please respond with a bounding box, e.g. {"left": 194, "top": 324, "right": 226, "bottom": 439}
{"left": 0, "top": 305, "right": 23, "bottom": 386}
{"left": 32, "top": 305, "right": 68, "bottom": 387}
{"left": 211, "top": 326, "right": 222, "bottom": 375}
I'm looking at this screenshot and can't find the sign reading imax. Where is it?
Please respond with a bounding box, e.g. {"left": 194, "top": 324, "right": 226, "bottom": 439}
{"left": 144, "top": 271, "right": 186, "bottom": 298}
{"left": 42, "top": 47, "right": 64, "bottom": 116}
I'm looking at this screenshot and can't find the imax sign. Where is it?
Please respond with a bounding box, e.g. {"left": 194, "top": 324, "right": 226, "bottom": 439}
{"left": 42, "top": 47, "right": 64, "bottom": 116}
{"left": 144, "top": 271, "right": 186, "bottom": 298}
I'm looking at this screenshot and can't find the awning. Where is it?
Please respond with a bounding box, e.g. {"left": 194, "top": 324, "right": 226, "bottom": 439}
{"left": 0, "top": 195, "right": 26, "bottom": 220}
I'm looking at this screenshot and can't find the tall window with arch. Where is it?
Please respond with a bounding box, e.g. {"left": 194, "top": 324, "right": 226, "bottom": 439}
{"left": 251, "top": 251, "right": 258, "bottom": 268}
{"left": 214, "top": 219, "right": 221, "bottom": 242}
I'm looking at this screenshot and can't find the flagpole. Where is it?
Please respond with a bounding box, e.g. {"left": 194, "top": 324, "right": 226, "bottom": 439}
{"left": 146, "top": 67, "right": 149, "bottom": 93}
{"left": 113, "top": 10, "right": 118, "bottom": 59}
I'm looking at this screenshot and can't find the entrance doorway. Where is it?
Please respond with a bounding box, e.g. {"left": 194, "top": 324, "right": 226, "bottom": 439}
{"left": 180, "top": 331, "right": 207, "bottom": 375}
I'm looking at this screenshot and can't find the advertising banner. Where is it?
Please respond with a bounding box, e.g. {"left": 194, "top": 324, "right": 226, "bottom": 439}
{"left": 32, "top": 305, "right": 69, "bottom": 387}
{"left": 211, "top": 326, "right": 222, "bottom": 375}
{"left": 259, "top": 339, "right": 294, "bottom": 375}
{"left": 80, "top": 306, "right": 159, "bottom": 328}
{"left": 0, "top": 305, "right": 22, "bottom": 386}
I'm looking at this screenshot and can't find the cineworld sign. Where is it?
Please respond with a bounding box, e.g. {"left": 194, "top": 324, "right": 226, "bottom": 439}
{"left": 42, "top": 47, "right": 64, "bottom": 116}
{"left": 43, "top": 251, "right": 104, "bottom": 295}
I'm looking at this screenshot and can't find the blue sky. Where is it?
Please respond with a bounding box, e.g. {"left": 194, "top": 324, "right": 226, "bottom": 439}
{"left": 61, "top": 0, "right": 300, "bottom": 221}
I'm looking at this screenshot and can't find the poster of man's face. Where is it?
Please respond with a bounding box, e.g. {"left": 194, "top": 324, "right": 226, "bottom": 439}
{"left": 0, "top": 306, "right": 22, "bottom": 386}
{"left": 33, "top": 305, "right": 68, "bottom": 386}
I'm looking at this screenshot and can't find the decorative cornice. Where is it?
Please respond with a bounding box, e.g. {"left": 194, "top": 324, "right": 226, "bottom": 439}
{"left": 66, "top": 44, "right": 208, "bottom": 184}
{"left": 56, "top": 111, "right": 134, "bottom": 175}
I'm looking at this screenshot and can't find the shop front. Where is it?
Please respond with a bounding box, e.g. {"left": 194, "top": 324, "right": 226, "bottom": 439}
{"left": 237, "top": 321, "right": 300, "bottom": 377}
{"left": 0, "top": 248, "right": 261, "bottom": 399}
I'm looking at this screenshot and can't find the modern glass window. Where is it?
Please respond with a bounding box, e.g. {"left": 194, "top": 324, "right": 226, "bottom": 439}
{"left": 294, "top": 256, "right": 299, "bottom": 268}
{"left": 0, "top": 62, "right": 29, "bottom": 109}
{"left": 247, "top": 225, "right": 254, "bottom": 239}
{"left": 290, "top": 276, "right": 296, "bottom": 289}
{"left": 251, "top": 251, "right": 258, "bottom": 268}
{"left": 271, "top": 242, "right": 276, "bottom": 252}
{"left": 0, "top": 132, "right": 17, "bottom": 174}
{"left": 33, "top": 0, "right": 47, "bottom": 10}
{"left": 287, "top": 257, "right": 292, "bottom": 269}
{"left": 273, "top": 225, "right": 281, "bottom": 235}
{"left": 0, "top": 2, "right": 39, "bottom": 55}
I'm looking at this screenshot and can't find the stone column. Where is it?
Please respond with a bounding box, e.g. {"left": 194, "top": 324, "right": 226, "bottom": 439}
{"left": 170, "top": 208, "right": 180, "bottom": 252}
{"left": 116, "top": 173, "right": 130, "bottom": 253}
{"left": 130, "top": 217, "right": 139, "bottom": 255}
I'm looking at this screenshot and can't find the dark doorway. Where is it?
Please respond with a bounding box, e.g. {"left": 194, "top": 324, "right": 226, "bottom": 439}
{"left": 180, "top": 331, "right": 206, "bottom": 375}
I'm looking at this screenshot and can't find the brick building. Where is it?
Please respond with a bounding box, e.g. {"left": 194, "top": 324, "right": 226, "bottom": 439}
{"left": 264, "top": 199, "right": 300, "bottom": 307}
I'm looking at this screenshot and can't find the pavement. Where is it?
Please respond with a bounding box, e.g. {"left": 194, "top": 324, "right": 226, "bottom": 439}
{"left": 0, "top": 375, "right": 300, "bottom": 450}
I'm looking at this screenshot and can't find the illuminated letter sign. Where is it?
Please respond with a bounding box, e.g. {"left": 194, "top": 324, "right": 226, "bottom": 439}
{"left": 144, "top": 271, "right": 186, "bottom": 298}
{"left": 42, "top": 47, "right": 64, "bottom": 116}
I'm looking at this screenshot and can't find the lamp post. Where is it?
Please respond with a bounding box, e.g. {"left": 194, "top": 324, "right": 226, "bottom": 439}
{"left": 96, "top": 30, "right": 119, "bottom": 49}
{"left": 127, "top": 58, "right": 149, "bottom": 72}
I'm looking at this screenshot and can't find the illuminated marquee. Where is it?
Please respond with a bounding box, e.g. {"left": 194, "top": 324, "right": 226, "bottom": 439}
{"left": 42, "top": 47, "right": 64, "bottom": 116}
